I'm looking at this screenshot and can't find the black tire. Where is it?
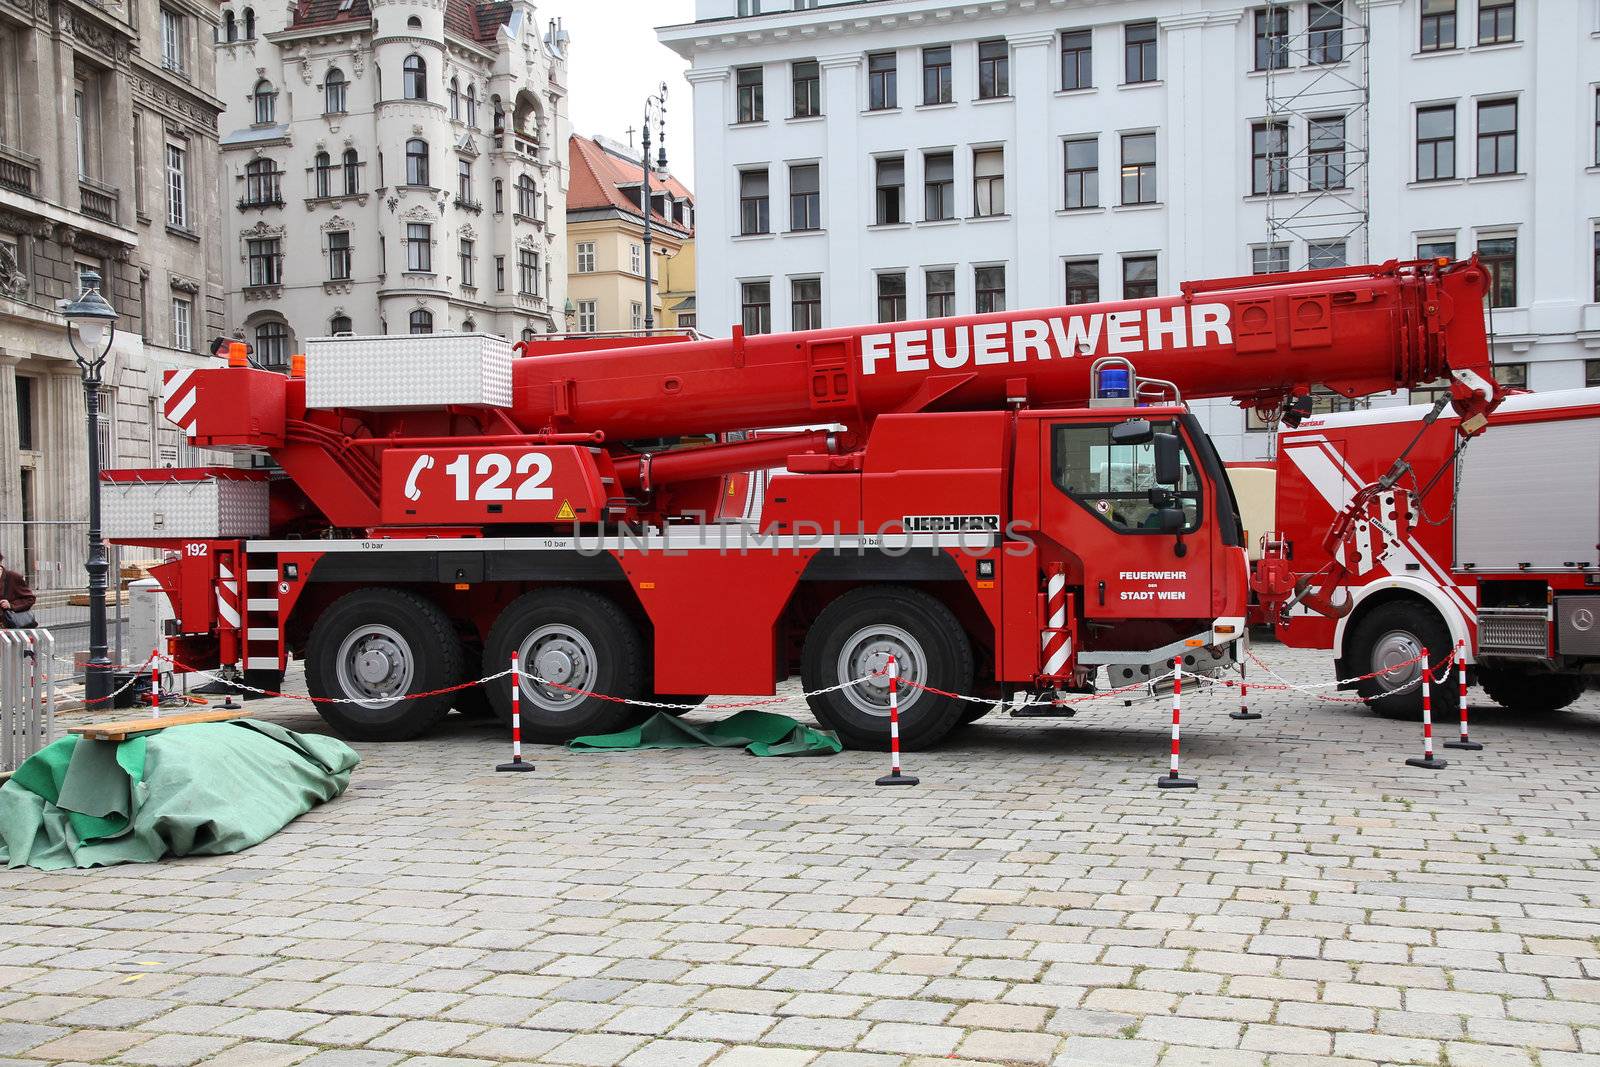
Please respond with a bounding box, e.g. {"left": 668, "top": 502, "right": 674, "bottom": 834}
{"left": 1478, "top": 666, "right": 1586, "bottom": 714}
{"left": 305, "top": 589, "right": 464, "bottom": 741}
{"left": 801, "top": 586, "right": 974, "bottom": 751}
{"left": 1347, "top": 600, "right": 1459, "bottom": 720}
{"left": 954, "top": 703, "right": 997, "bottom": 728}
{"left": 485, "top": 588, "right": 645, "bottom": 743}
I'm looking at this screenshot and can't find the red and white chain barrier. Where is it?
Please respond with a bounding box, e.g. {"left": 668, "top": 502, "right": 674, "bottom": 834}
{"left": 1443, "top": 638, "right": 1483, "bottom": 752}
{"left": 1405, "top": 644, "right": 1448, "bottom": 770}
{"left": 496, "top": 650, "right": 535, "bottom": 773}
{"left": 875, "top": 654, "right": 918, "bottom": 786}
{"left": 1158, "top": 655, "right": 1197, "bottom": 789}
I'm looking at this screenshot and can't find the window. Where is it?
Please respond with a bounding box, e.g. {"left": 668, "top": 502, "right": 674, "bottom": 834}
{"left": 576, "top": 241, "right": 595, "bottom": 273}
{"left": 577, "top": 300, "right": 597, "bottom": 332}
{"left": 325, "top": 68, "right": 347, "bottom": 114}
{"left": 516, "top": 174, "right": 536, "bottom": 216}
{"left": 1595, "top": 230, "right": 1600, "bottom": 303}
{"left": 1477, "top": 98, "right": 1517, "bottom": 176}
{"left": 924, "top": 151, "right": 954, "bottom": 221}
{"left": 493, "top": 179, "right": 503, "bottom": 213}
{"left": 409, "top": 309, "right": 433, "bottom": 334}
{"left": 789, "top": 163, "right": 820, "bottom": 230}
{"left": 1307, "top": 116, "right": 1345, "bottom": 190}
{"left": 1065, "top": 259, "right": 1099, "bottom": 304}
{"left": 222, "top": 11, "right": 235, "bottom": 42}
{"left": 1417, "top": 238, "right": 1456, "bottom": 261}
{"left": 330, "top": 315, "right": 352, "bottom": 335}
{"left": 449, "top": 77, "right": 460, "bottom": 121}
{"left": 972, "top": 148, "right": 1004, "bottom": 217}
{"left": 875, "top": 156, "right": 904, "bottom": 225}
{"left": 159, "top": 7, "right": 186, "bottom": 73}
{"left": 1478, "top": 235, "right": 1516, "bottom": 307}
{"left": 1308, "top": 1, "right": 1343, "bottom": 63}
{"left": 630, "top": 301, "right": 643, "bottom": 330}
{"left": 922, "top": 46, "right": 952, "bottom": 105}
{"left": 1063, "top": 137, "right": 1098, "bottom": 209}
{"left": 1250, "top": 121, "right": 1287, "bottom": 195}
{"left": 1254, "top": 7, "right": 1288, "bottom": 71}
{"left": 243, "top": 158, "right": 280, "bottom": 205}
{"left": 975, "top": 265, "right": 1006, "bottom": 314}
{"left": 165, "top": 143, "right": 187, "bottom": 227}
{"left": 246, "top": 238, "right": 281, "bottom": 286}
{"left": 171, "top": 296, "right": 191, "bottom": 351}
{"left": 518, "top": 249, "right": 538, "bottom": 295}
{"left": 876, "top": 272, "right": 906, "bottom": 323}
{"left": 737, "top": 0, "right": 760, "bottom": 14}
{"left": 458, "top": 159, "right": 473, "bottom": 203}
{"left": 1122, "top": 255, "right": 1157, "bottom": 298}
{"left": 1308, "top": 240, "right": 1346, "bottom": 269}
{"left": 736, "top": 66, "right": 764, "bottom": 123}
{"left": 252, "top": 79, "right": 275, "bottom": 125}
{"left": 255, "top": 320, "right": 288, "bottom": 366}
{"left": 403, "top": 54, "right": 426, "bottom": 100}
{"left": 1478, "top": 0, "right": 1513, "bottom": 44}
{"left": 1416, "top": 105, "right": 1455, "bottom": 181}
{"left": 242, "top": 7, "right": 254, "bottom": 37}
{"left": 867, "top": 51, "right": 897, "bottom": 110}
{"left": 738, "top": 168, "right": 770, "bottom": 235}
{"left": 741, "top": 280, "right": 772, "bottom": 335}
{"left": 13, "top": 374, "right": 30, "bottom": 451}
{"left": 405, "top": 138, "right": 429, "bottom": 186}
{"left": 978, "top": 39, "right": 1009, "bottom": 99}
{"left": 926, "top": 268, "right": 955, "bottom": 317}
{"left": 1124, "top": 21, "right": 1157, "bottom": 83}
{"left": 342, "top": 149, "right": 360, "bottom": 194}
{"left": 1120, "top": 132, "right": 1156, "bottom": 205}
{"left": 792, "top": 60, "right": 820, "bottom": 118}
{"left": 1252, "top": 245, "right": 1289, "bottom": 274}
{"left": 1060, "top": 29, "right": 1092, "bottom": 90}
{"left": 494, "top": 255, "right": 504, "bottom": 290}
{"left": 313, "top": 151, "right": 333, "bottom": 197}
{"left": 466, "top": 85, "right": 478, "bottom": 128}
{"left": 328, "top": 230, "right": 351, "bottom": 279}
{"left": 629, "top": 243, "right": 642, "bottom": 274}
{"left": 458, "top": 238, "right": 473, "bottom": 286}
{"left": 1421, "top": 0, "right": 1455, "bottom": 51}
{"left": 405, "top": 222, "right": 431, "bottom": 272}
{"left": 791, "top": 276, "right": 822, "bottom": 330}
{"left": 1051, "top": 421, "right": 1201, "bottom": 535}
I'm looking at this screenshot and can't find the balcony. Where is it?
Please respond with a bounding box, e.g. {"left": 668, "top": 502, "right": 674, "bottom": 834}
{"left": 79, "top": 178, "right": 119, "bottom": 224}
{"left": 237, "top": 194, "right": 286, "bottom": 210}
{"left": 453, "top": 194, "right": 483, "bottom": 213}
{"left": 0, "top": 144, "right": 38, "bottom": 197}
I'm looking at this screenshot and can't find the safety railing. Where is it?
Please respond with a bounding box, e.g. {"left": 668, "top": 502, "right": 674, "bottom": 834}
{"left": 1, "top": 628, "right": 54, "bottom": 774}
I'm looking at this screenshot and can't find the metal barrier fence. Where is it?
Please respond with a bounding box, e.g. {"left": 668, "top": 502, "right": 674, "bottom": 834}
{"left": 0, "top": 520, "right": 141, "bottom": 681}
{"left": 1, "top": 628, "right": 54, "bottom": 774}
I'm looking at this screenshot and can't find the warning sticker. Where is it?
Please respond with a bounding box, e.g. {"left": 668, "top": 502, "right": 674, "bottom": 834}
{"left": 556, "top": 499, "right": 576, "bottom": 520}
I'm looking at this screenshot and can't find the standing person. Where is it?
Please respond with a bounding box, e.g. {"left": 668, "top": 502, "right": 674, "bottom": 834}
{"left": 0, "top": 552, "right": 37, "bottom": 627}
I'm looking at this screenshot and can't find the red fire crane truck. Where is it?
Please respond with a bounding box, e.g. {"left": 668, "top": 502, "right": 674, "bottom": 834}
{"left": 102, "top": 259, "right": 1502, "bottom": 748}
{"left": 1256, "top": 387, "right": 1600, "bottom": 719}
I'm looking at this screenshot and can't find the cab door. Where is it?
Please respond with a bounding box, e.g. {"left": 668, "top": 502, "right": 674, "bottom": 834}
{"left": 1039, "top": 416, "right": 1214, "bottom": 620}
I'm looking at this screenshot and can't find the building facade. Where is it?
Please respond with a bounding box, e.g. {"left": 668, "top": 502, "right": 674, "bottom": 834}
{"left": 659, "top": 0, "right": 1600, "bottom": 460}
{"left": 567, "top": 133, "right": 694, "bottom": 335}
{"left": 0, "top": 0, "right": 224, "bottom": 588}
{"left": 216, "top": 0, "right": 570, "bottom": 356}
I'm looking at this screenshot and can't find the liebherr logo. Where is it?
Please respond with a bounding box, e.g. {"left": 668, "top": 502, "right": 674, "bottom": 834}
{"left": 860, "top": 303, "right": 1233, "bottom": 375}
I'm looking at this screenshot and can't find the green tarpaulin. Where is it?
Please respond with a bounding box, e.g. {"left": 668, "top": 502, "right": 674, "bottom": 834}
{"left": 0, "top": 720, "right": 359, "bottom": 871}
{"left": 569, "top": 710, "right": 842, "bottom": 757}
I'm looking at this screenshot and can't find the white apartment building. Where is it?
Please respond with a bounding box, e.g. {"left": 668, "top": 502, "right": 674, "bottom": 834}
{"left": 216, "top": 0, "right": 571, "bottom": 358}
{"left": 659, "top": 0, "right": 1600, "bottom": 460}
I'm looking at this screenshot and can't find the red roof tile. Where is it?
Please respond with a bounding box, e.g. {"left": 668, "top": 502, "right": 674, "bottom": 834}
{"left": 293, "top": 0, "right": 510, "bottom": 43}
{"left": 567, "top": 134, "right": 693, "bottom": 236}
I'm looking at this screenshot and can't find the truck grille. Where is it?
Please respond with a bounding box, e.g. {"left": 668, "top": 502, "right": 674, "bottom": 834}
{"left": 1477, "top": 608, "right": 1549, "bottom": 659}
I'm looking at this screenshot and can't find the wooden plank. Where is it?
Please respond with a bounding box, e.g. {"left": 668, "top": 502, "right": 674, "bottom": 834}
{"left": 69, "top": 710, "right": 247, "bottom": 742}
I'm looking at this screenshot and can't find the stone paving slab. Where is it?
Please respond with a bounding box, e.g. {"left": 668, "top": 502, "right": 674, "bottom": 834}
{"left": 1, "top": 641, "right": 1597, "bottom": 1066}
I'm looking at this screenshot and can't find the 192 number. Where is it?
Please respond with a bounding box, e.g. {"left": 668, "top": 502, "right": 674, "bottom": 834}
{"left": 444, "top": 452, "right": 553, "bottom": 502}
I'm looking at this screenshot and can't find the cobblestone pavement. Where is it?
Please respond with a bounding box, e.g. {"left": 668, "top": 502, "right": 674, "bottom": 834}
{"left": 2, "top": 641, "right": 1599, "bottom": 1067}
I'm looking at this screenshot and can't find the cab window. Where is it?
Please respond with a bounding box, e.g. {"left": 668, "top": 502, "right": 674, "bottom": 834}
{"left": 1051, "top": 421, "right": 1202, "bottom": 533}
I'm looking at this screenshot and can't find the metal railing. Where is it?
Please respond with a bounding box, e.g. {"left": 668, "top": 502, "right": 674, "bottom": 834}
{"left": 1, "top": 628, "right": 54, "bottom": 774}
{"left": 0, "top": 520, "right": 139, "bottom": 679}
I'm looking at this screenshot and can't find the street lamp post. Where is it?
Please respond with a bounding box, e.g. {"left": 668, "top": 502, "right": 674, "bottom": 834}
{"left": 61, "top": 270, "right": 120, "bottom": 707}
{"left": 641, "top": 82, "right": 668, "bottom": 333}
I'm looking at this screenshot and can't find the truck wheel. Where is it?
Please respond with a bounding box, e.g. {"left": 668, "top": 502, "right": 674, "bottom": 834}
{"left": 1478, "top": 667, "right": 1586, "bottom": 714}
{"left": 1348, "top": 601, "right": 1459, "bottom": 720}
{"left": 954, "top": 704, "right": 996, "bottom": 728}
{"left": 801, "top": 587, "right": 973, "bottom": 751}
{"left": 485, "top": 588, "right": 645, "bottom": 743}
{"left": 305, "top": 589, "right": 464, "bottom": 741}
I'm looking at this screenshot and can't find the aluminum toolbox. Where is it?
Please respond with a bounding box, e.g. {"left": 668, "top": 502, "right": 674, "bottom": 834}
{"left": 304, "top": 333, "right": 514, "bottom": 410}
{"left": 102, "top": 468, "right": 271, "bottom": 540}
{"left": 1455, "top": 416, "right": 1600, "bottom": 572}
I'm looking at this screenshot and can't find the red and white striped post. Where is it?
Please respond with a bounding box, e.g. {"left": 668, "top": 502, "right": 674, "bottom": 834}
{"left": 1443, "top": 638, "right": 1483, "bottom": 751}
{"left": 1158, "top": 655, "right": 1197, "bottom": 789}
{"left": 1406, "top": 646, "right": 1448, "bottom": 770}
{"left": 150, "top": 648, "right": 162, "bottom": 717}
{"left": 496, "top": 650, "right": 535, "bottom": 773}
{"left": 1230, "top": 649, "right": 1260, "bottom": 721}
{"left": 876, "top": 654, "right": 918, "bottom": 786}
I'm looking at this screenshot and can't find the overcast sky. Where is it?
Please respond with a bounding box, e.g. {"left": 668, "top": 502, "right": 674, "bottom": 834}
{"left": 551, "top": 0, "right": 700, "bottom": 189}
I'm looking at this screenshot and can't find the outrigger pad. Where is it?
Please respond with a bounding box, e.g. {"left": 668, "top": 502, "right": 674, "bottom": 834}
{"left": 568, "top": 710, "right": 842, "bottom": 757}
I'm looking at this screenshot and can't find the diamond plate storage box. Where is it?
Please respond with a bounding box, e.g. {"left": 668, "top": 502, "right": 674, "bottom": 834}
{"left": 304, "top": 333, "right": 514, "bottom": 410}
{"left": 101, "top": 469, "right": 271, "bottom": 540}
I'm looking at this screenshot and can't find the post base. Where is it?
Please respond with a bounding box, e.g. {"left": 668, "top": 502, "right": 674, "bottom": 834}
{"left": 1405, "top": 756, "right": 1448, "bottom": 770}
{"left": 1229, "top": 711, "right": 1262, "bottom": 720}
{"left": 1157, "top": 775, "right": 1198, "bottom": 789}
{"left": 496, "top": 760, "right": 536, "bottom": 773}
{"left": 875, "top": 773, "right": 919, "bottom": 786}
{"left": 219, "top": 697, "right": 242, "bottom": 711}
{"left": 1442, "top": 740, "right": 1483, "bottom": 751}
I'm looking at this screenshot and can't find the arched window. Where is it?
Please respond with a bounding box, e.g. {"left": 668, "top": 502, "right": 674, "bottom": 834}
{"left": 312, "top": 151, "right": 332, "bottom": 198}
{"left": 465, "top": 85, "right": 478, "bottom": 127}
{"left": 252, "top": 79, "right": 275, "bottom": 125}
{"left": 402, "top": 54, "right": 426, "bottom": 100}
{"left": 222, "top": 11, "right": 236, "bottom": 42}
{"left": 330, "top": 315, "right": 352, "bottom": 335}
{"left": 404, "top": 138, "right": 428, "bottom": 186}
{"left": 406, "top": 15, "right": 421, "bottom": 28}
{"left": 409, "top": 309, "right": 433, "bottom": 334}
{"left": 462, "top": 317, "right": 476, "bottom": 332}
{"left": 254, "top": 320, "right": 289, "bottom": 367}
{"left": 342, "top": 148, "right": 360, "bottom": 194}
{"left": 448, "top": 77, "right": 460, "bottom": 121}
{"left": 493, "top": 178, "right": 503, "bottom": 213}
{"left": 324, "top": 68, "right": 347, "bottom": 114}
{"left": 244, "top": 157, "right": 279, "bottom": 205}
{"left": 492, "top": 105, "right": 504, "bottom": 137}
{"left": 242, "top": 7, "right": 255, "bottom": 38}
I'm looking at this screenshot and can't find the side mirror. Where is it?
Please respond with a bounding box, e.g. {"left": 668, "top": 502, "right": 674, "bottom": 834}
{"left": 1111, "top": 418, "right": 1153, "bottom": 446}
{"left": 1158, "top": 507, "right": 1187, "bottom": 533}
{"left": 1148, "top": 487, "right": 1175, "bottom": 508}
{"left": 1154, "top": 432, "right": 1182, "bottom": 486}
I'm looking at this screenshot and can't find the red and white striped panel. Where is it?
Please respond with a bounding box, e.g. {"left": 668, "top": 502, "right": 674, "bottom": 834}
{"left": 215, "top": 560, "right": 241, "bottom": 631}
{"left": 1041, "top": 565, "right": 1071, "bottom": 678}
{"left": 162, "top": 368, "right": 200, "bottom": 439}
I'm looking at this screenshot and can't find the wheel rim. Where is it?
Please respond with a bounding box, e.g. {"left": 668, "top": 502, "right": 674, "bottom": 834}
{"left": 1370, "top": 629, "right": 1422, "bottom": 693}
{"left": 334, "top": 624, "right": 416, "bottom": 709}
{"left": 519, "top": 624, "right": 599, "bottom": 714}
{"left": 837, "top": 624, "right": 927, "bottom": 717}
